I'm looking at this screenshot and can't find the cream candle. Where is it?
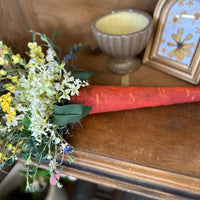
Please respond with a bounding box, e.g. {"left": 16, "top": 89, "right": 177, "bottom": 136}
{"left": 95, "top": 11, "right": 149, "bottom": 35}
{"left": 91, "top": 9, "right": 153, "bottom": 74}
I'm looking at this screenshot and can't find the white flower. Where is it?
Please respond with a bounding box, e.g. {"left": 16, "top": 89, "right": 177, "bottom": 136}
{"left": 82, "top": 80, "right": 89, "bottom": 87}
{"left": 55, "top": 138, "right": 61, "bottom": 144}
{"left": 62, "top": 75, "right": 74, "bottom": 85}
{"left": 54, "top": 83, "right": 61, "bottom": 91}
{"left": 0, "top": 126, "right": 7, "bottom": 132}
{"left": 45, "top": 99, "right": 51, "bottom": 104}
{"left": 47, "top": 61, "right": 59, "bottom": 73}
{"left": 61, "top": 143, "right": 67, "bottom": 150}
{"left": 46, "top": 48, "right": 56, "bottom": 62}
{"left": 59, "top": 89, "right": 71, "bottom": 101}
{"left": 71, "top": 85, "right": 80, "bottom": 96}
{"left": 74, "top": 78, "right": 81, "bottom": 85}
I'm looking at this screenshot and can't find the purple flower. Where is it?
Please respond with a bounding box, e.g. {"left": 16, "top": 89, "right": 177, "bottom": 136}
{"left": 64, "top": 146, "right": 73, "bottom": 154}
{"left": 64, "top": 54, "right": 71, "bottom": 61}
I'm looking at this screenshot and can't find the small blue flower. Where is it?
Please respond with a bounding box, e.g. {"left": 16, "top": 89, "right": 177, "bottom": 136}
{"left": 64, "top": 146, "right": 73, "bottom": 154}
{"left": 64, "top": 54, "right": 71, "bottom": 61}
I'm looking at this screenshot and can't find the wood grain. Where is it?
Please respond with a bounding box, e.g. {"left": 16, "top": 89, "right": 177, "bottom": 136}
{"left": 69, "top": 102, "right": 200, "bottom": 177}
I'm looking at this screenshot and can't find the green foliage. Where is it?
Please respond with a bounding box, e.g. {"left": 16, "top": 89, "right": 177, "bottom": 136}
{"left": 21, "top": 112, "right": 31, "bottom": 128}
{"left": 68, "top": 156, "right": 75, "bottom": 164}
{"left": 52, "top": 104, "right": 92, "bottom": 126}
{"left": 71, "top": 70, "right": 98, "bottom": 81}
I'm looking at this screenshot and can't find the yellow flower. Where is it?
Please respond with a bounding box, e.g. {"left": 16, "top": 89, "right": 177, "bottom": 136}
{"left": 167, "top": 28, "right": 194, "bottom": 61}
{"left": 4, "top": 83, "right": 16, "bottom": 92}
{"left": 0, "top": 140, "right": 3, "bottom": 145}
{"left": 12, "top": 147, "right": 21, "bottom": 154}
{"left": 12, "top": 54, "right": 23, "bottom": 64}
{"left": 28, "top": 42, "right": 44, "bottom": 59}
{"left": 7, "top": 144, "right": 12, "bottom": 149}
{"left": 0, "top": 57, "right": 8, "bottom": 65}
{"left": 25, "top": 62, "right": 33, "bottom": 69}
{"left": 0, "top": 153, "right": 8, "bottom": 162}
{"left": 28, "top": 42, "right": 38, "bottom": 49}
{"left": 0, "top": 101, "right": 10, "bottom": 112}
{"left": 32, "top": 46, "right": 44, "bottom": 59}
{"left": 7, "top": 75, "right": 19, "bottom": 83}
{"left": 0, "top": 93, "right": 9, "bottom": 103}
{"left": 7, "top": 96, "right": 12, "bottom": 104}
{"left": 12, "top": 76, "right": 19, "bottom": 83}
{"left": 0, "top": 92, "right": 11, "bottom": 100}
{"left": 0, "top": 93, "right": 14, "bottom": 114}
{"left": 19, "top": 126, "right": 25, "bottom": 131}
{"left": 7, "top": 114, "right": 15, "bottom": 123}
{"left": 5, "top": 105, "right": 16, "bottom": 123}
{"left": 4, "top": 93, "right": 11, "bottom": 98}
{"left": 0, "top": 69, "right": 7, "bottom": 76}
{"left": 7, "top": 107, "right": 16, "bottom": 115}
{"left": 0, "top": 57, "right": 5, "bottom": 65}
{"left": 1, "top": 45, "right": 10, "bottom": 56}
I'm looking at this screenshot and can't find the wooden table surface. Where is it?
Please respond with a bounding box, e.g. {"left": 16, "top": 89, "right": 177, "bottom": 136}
{"left": 54, "top": 51, "right": 200, "bottom": 200}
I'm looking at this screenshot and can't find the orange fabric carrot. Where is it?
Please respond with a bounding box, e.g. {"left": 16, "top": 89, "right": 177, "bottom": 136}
{"left": 71, "top": 85, "right": 200, "bottom": 114}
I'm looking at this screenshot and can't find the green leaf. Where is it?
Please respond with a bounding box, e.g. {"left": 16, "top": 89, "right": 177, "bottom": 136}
{"left": 32, "top": 31, "right": 36, "bottom": 42}
{"left": 18, "top": 129, "right": 30, "bottom": 138}
{"left": 68, "top": 156, "right": 75, "bottom": 164}
{"left": 21, "top": 111, "right": 31, "bottom": 129}
{"left": 40, "top": 34, "right": 47, "bottom": 42}
{"left": 5, "top": 157, "right": 14, "bottom": 165}
{"left": 25, "top": 138, "right": 33, "bottom": 147}
{"left": 52, "top": 104, "right": 92, "bottom": 126}
{"left": 71, "top": 71, "right": 98, "bottom": 81}
{"left": 52, "top": 29, "right": 60, "bottom": 43}
{"left": 0, "top": 41, "right": 3, "bottom": 48}
{"left": 22, "top": 58, "right": 27, "bottom": 66}
{"left": 23, "top": 153, "right": 30, "bottom": 160}
{"left": 34, "top": 146, "right": 48, "bottom": 165}
{"left": 35, "top": 152, "right": 43, "bottom": 165}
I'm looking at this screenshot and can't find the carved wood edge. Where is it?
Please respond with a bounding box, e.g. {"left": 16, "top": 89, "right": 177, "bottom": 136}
{"left": 56, "top": 149, "right": 200, "bottom": 199}
{"left": 39, "top": 162, "right": 191, "bottom": 200}
{"left": 60, "top": 167, "right": 190, "bottom": 200}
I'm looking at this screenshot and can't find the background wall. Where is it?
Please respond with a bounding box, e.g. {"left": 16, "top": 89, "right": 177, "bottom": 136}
{"left": 0, "top": 0, "right": 159, "bottom": 54}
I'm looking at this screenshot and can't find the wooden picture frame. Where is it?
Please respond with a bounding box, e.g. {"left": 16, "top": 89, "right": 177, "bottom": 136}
{"left": 143, "top": 0, "right": 200, "bottom": 84}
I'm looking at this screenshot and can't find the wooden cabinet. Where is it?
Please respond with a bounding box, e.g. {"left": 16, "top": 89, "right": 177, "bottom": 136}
{"left": 1, "top": 1, "right": 200, "bottom": 199}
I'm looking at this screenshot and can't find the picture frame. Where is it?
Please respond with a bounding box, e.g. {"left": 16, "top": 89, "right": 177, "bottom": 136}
{"left": 143, "top": 0, "right": 200, "bottom": 84}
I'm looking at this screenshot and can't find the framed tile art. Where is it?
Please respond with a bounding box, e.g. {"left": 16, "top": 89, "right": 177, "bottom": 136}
{"left": 143, "top": 0, "right": 200, "bottom": 84}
